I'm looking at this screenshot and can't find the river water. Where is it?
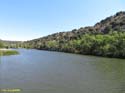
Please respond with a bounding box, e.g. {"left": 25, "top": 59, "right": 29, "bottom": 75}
{"left": 0, "top": 49, "right": 125, "bottom": 93}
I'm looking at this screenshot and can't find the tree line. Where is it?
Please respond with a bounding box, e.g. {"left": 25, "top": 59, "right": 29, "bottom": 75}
{"left": 1, "top": 11, "right": 125, "bottom": 58}
{"left": 21, "top": 31, "right": 125, "bottom": 58}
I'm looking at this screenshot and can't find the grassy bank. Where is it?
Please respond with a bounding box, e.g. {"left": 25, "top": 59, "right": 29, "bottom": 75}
{"left": 0, "top": 50, "right": 19, "bottom": 56}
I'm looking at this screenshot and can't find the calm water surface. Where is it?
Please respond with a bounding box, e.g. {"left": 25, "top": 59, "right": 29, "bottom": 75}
{"left": 0, "top": 49, "right": 125, "bottom": 93}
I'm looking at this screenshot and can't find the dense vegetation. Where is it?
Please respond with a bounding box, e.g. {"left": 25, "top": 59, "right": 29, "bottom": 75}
{"left": 23, "top": 31, "right": 125, "bottom": 58}
{"left": 0, "top": 41, "right": 4, "bottom": 48}
{"left": 0, "top": 41, "right": 19, "bottom": 56}
{"left": 1, "top": 11, "right": 125, "bottom": 58}
{"left": 3, "top": 40, "right": 23, "bottom": 48}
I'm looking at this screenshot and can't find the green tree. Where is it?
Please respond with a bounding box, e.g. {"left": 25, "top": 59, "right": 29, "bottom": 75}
{"left": 0, "top": 41, "right": 4, "bottom": 48}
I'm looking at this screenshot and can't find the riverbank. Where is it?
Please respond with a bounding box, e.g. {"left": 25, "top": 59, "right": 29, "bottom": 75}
{"left": 0, "top": 49, "right": 19, "bottom": 56}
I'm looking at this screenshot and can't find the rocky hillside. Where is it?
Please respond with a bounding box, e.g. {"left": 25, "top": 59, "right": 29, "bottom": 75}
{"left": 2, "top": 11, "right": 125, "bottom": 58}
{"left": 25, "top": 11, "right": 125, "bottom": 48}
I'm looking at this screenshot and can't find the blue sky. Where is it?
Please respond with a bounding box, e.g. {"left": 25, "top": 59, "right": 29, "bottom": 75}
{"left": 0, "top": 0, "right": 125, "bottom": 41}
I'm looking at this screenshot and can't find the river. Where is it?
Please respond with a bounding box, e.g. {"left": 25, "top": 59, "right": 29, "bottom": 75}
{"left": 0, "top": 49, "right": 125, "bottom": 93}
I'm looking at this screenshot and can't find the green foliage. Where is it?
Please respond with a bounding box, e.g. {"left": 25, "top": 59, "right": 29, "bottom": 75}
{"left": 69, "top": 32, "right": 125, "bottom": 58}
{"left": 0, "top": 50, "right": 19, "bottom": 56}
{"left": 2, "top": 11, "right": 125, "bottom": 58}
{"left": 22, "top": 31, "right": 125, "bottom": 58}
{"left": 0, "top": 41, "right": 4, "bottom": 48}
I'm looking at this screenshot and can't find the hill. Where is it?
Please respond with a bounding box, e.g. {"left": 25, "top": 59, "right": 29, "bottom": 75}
{"left": 3, "top": 11, "right": 125, "bottom": 58}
